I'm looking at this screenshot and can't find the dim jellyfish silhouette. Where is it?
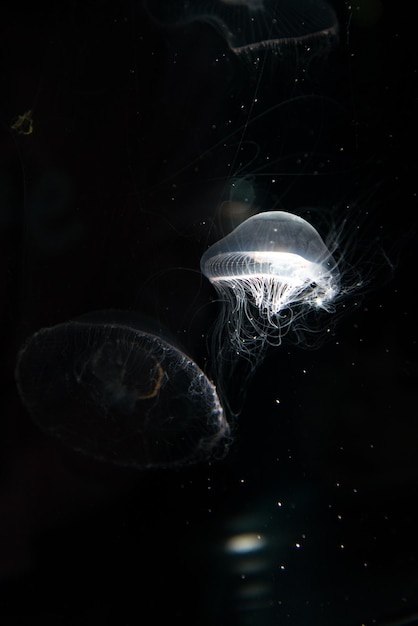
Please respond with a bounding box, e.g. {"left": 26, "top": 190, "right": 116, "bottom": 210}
{"left": 201, "top": 211, "right": 340, "bottom": 390}
{"left": 15, "top": 312, "right": 230, "bottom": 469}
{"left": 144, "top": 0, "right": 338, "bottom": 57}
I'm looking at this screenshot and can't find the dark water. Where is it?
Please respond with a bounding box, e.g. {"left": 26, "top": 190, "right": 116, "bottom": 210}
{"left": 1, "top": 1, "right": 417, "bottom": 624}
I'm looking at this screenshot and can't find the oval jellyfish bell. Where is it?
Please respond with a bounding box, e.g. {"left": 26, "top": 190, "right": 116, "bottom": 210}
{"left": 15, "top": 312, "right": 230, "bottom": 469}
{"left": 144, "top": 0, "right": 338, "bottom": 57}
{"left": 201, "top": 210, "right": 340, "bottom": 358}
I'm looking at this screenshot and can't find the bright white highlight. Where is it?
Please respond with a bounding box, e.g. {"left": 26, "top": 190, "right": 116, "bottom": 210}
{"left": 201, "top": 211, "right": 340, "bottom": 359}
{"left": 224, "top": 532, "right": 266, "bottom": 554}
{"left": 206, "top": 250, "right": 338, "bottom": 317}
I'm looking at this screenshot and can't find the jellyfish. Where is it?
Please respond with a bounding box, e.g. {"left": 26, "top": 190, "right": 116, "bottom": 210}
{"left": 200, "top": 210, "right": 340, "bottom": 408}
{"left": 15, "top": 311, "right": 230, "bottom": 469}
{"left": 144, "top": 0, "right": 338, "bottom": 58}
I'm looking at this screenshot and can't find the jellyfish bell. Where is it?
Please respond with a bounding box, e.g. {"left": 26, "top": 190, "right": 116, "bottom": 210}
{"left": 144, "top": 0, "right": 338, "bottom": 60}
{"left": 15, "top": 310, "right": 230, "bottom": 469}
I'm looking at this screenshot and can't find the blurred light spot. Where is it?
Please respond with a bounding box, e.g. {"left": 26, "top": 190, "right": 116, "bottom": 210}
{"left": 225, "top": 532, "right": 266, "bottom": 554}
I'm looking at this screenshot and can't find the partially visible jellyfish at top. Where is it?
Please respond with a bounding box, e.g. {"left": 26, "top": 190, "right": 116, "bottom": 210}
{"left": 144, "top": 0, "right": 339, "bottom": 59}
{"left": 200, "top": 210, "right": 341, "bottom": 410}
{"left": 15, "top": 311, "right": 230, "bottom": 469}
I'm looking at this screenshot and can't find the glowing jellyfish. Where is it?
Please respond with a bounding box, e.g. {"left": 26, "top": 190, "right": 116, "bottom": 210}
{"left": 144, "top": 0, "right": 338, "bottom": 57}
{"left": 201, "top": 210, "right": 340, "bottom": 380}
{"left": 15, "top": 311, "right": 230, "bottom": 469}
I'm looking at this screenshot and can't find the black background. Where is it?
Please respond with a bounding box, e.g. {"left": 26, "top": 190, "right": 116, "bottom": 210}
{"left": 1, "top": 1, "right": 417, "bottom": 624}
